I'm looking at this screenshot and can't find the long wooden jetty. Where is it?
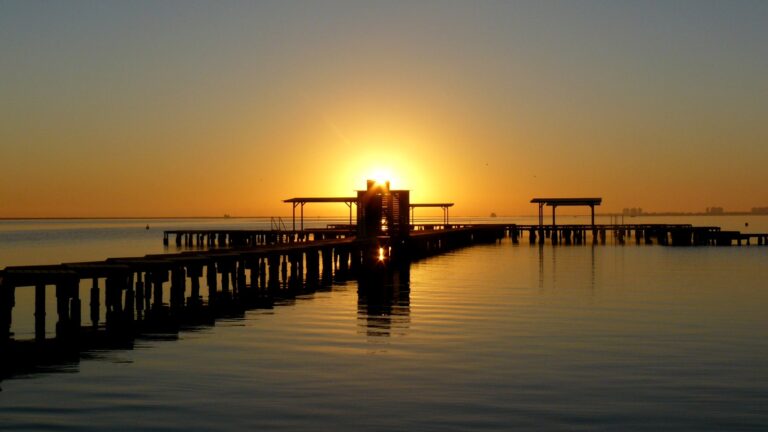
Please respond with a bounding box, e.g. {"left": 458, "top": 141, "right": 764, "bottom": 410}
{"left": 0, "top": 224, "right": 505, "bottom": 374}
{"left": 2, "top": 180, "right": 767, "bottom": 376}
{"left": 164, "top": 222, "right": 768, "bottom": 249}
{"left": 1, "top": 220, "right": 766, "bottom": 377}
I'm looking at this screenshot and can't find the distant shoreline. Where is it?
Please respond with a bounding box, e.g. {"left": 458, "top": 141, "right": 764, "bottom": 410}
{"left": 603, "top": 213, "right": 768, "bottom": 217}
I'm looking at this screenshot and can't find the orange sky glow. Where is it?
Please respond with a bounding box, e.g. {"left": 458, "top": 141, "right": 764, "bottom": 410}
{"left": 1, "top": 2, "right": 767, "bottom": 218}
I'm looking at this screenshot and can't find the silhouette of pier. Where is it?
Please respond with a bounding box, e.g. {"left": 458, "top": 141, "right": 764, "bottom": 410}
{"left": 1, "top": 184, "right": 766, "bottom": 376}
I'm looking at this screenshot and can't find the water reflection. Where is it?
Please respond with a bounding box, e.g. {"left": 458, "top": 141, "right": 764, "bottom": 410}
{"left": 357, "top": 262, "right": 411, "bottom": 339}
{"left": 536, "top": 242, "right": 597, "bottom": 293}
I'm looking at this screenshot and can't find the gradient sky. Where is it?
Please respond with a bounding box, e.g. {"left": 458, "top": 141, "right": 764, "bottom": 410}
{"left": 2, "top": 1, "right": 767, "bottom": 217}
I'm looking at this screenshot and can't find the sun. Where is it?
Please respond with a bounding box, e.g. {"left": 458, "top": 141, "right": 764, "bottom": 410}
{"left": 367, "top": 167, "right": 399, "bottom": 189}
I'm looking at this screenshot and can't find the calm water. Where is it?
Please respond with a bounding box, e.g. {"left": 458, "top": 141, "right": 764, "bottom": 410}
{"left": 1, "top": 217, "right": 767, "bottom": 431}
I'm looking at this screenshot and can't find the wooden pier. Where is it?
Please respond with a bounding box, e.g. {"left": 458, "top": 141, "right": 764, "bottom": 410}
{"left": 2, "top": 181, "right": 766, "bottom": 376}
{"left": 0, "top": 224, "right": 506, "bottom": 374}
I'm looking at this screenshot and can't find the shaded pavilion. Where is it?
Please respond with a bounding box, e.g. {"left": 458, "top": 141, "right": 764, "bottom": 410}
{"left": 409, "top": 203, "right": 454, "bottom": 225}
{"left": 530, "top": 198, "right": 602, "bottom": 227}
{"left": 283, "top": 197, "right": 356, "bottom": 231}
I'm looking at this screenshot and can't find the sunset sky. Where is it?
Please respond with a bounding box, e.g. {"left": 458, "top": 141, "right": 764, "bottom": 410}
{"left": 1, "top": 1, "right": 767, "bottom": 218}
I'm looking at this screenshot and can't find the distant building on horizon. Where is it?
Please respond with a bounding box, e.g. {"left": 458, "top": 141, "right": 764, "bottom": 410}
{"left": 706, "top": 206, "right": 724, "bottom": 214}
{"left": 622, "top": 207, "right": 643, "bottom": 217}
{"left": 751, "top": 207, "right": 768, "bottom": 214}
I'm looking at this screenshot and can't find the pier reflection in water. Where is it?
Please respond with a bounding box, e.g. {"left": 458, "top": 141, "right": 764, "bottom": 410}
{"left": 358, "top": 262, "right": 410, "bottom": 339}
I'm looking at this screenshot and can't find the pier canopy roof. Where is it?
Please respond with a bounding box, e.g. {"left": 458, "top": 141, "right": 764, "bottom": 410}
{"left": 530, "top": 198, "right": 602, "bottom": 206}
{"left": 409, "top": 203, "right": 454, "bottom": 225}
{"left": 530, "top": 197, "right": 602, "bottom": 226}
{"left": 283, "top": 197, "right": 357, "bottom": 231}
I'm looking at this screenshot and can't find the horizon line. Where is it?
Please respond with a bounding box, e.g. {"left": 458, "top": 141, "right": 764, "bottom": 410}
{"left": 2, "top": 213, "right": 768, "bottom": 221}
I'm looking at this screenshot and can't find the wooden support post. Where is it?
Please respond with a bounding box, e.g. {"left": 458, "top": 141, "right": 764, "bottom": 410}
{"left": 69, "top": 278, "right": 81, "bottom": 335}
{"left": 237, "top": 261, "right": 247, "bottom": 295}
{"left": 259, "top": 258, "right": 267, "bottom": 290}
{"left": 220, "top": 263, "right": 231, "bottom": 299}
{"left": 280, "top": 255, "right": 288, "bottom": 285}
{"left": 248, "top": 259, "right": 258, "bottom": 290}
{"left": 135, "top": 272, "right": 144, "bottom": 318}
{"left": 104, "top": 276, "right": 117, "bottom": 328}
{"left": 90, "top": 278, "right": 100, "bottom": 328}
{"left": 35, "top": 283, "right": 46, "bottom": 341}
{"left": 321, "top": 248, "right": 333, "bottom": 282}
{"left": 268, "top": 254, "right": 280, "bottom": 289}
{"left": 170, "top": 267, "right": 186, "bottom": 310}
{"left": 124, "top": 275, "right": 135, "bottom": 323}
{"left": 55, "top": 282, "right": 69, "bottom": 339}
{"left": 290, "top": 253, "right": 299, "bottom": 283}
{"left": 188, "top": 265, "right": 202, "bottom": 307}
{"left": 1, "top": 281, "right": 14, "bottom": 341}
{"left": 207, "top": 263, "right": 217, "bottom": 304}
{"left": 152, "top": 271, "right": 166, "bottom": 311}
{"left": 338, "top": 248, "right": 349, "bottom": 272}
{"left": 144, "top": 271, "right": 152, "bottom": 312}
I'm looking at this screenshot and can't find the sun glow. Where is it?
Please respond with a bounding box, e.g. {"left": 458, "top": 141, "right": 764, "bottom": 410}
{"left": 369, "top": 168, "right": 395, "bottom": 189}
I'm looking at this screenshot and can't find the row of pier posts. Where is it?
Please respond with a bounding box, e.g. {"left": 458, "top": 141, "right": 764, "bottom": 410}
{"left": 511, "top": 225, "right": 767, "bottom": 247}
{"left": 162, "top": 231, "right": 351, "bottom": 248}
{"left": 0, "top": 244, "right": 369, "bottom": 345}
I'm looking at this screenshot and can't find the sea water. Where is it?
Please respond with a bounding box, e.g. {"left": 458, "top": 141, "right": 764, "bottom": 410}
{"left": 1, "top": 217, "right": 767, "bottom": 431}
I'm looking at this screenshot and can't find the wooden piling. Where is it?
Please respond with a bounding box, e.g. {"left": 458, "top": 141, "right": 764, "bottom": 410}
{"left": 35, "top": 283, "right": 46, "bottom": 341}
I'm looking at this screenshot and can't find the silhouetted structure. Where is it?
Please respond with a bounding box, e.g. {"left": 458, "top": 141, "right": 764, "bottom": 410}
{"left": 409, "top": 203, "right": 454, "bottom": 225}
{"left": 356, "top": 180, "right": 410, "bottom": 243}
{"left": 531, "top": 197, "right": 602, "bottom": 227}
